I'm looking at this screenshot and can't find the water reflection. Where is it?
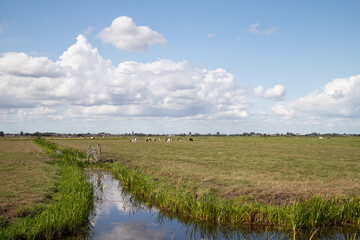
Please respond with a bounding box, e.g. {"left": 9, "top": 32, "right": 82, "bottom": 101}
{"left": 85, "top": 170, "right": 359, "bottom": 240}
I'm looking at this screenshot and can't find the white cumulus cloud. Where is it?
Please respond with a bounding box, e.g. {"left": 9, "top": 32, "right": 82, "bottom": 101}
{"left": 273, "top": 74, "right": 360, "bottom": 119}
{"left": 0, "top": 34, "right": 250, "bottom": 123}
{"left": 1, "top": 32, "right": 358, "bottom": 133}
{"left": 264, "top": 85, "right": 286, "bottom": 100}
{"left": 254, "top": 85, "right": 264, "bottom": 96}
{"left": 254, "top": 84, "right": 286, "bottom": 100}
{"left": 0, "top": 52, "right": 62, "bottom": 78}
{"left": 97, "top": 16, "right": 167, "bottom": 52}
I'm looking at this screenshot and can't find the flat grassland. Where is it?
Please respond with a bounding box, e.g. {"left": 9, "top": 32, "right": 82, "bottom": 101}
{"left": 0, "top": 139, "right": 58, "bottom": 219}
{"left": 53, "top": 136, "right": 360, "bottom": 204}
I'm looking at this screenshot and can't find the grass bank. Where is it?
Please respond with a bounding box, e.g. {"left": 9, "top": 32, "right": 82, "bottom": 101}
{"left": 0, "top": 139, "right": 93, "bottom": 239}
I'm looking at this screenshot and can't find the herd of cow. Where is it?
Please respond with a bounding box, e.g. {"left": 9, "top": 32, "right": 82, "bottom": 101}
{"left": 129, "top": 137, "right": 193, "bottom": 142}
{"left": 129, "top": 136, "right": 328, "bottom": 142}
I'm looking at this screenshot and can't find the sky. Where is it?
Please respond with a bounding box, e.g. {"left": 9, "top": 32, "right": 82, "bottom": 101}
{"left": 0, "top": 0, "right": 359, "bottom": 134}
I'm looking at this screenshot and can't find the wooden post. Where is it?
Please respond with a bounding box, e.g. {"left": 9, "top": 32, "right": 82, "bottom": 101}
{"left": 97, "top": 144, "right": 102, "bottom": 161}
{"left": 87, "top": 145, "right": 94, "bottom": 161}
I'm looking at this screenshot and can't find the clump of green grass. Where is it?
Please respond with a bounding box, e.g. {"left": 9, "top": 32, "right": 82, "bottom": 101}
{"left": 263, "top": 195, "right": 360, "bottom": 228}
{"left": 33, "top": 138, "right": 87, "bottom": 165}
{"left": 0, "top": 139, "right": 94, "bottom": 239}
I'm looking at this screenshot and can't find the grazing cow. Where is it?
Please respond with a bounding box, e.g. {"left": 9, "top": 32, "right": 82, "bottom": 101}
{"left": 189, "top": 138, "right": 193, "bottom": 141}
{"left": 178, "top": 138, "right": 182, "bottom": 141}
{"left": 319, "top": 136, "right": 323, "bottom": 140}
{"left": 166, "top": 138, "right": 171, "bottom": 143}
{"left": 130, "top": 138, "right": 137, "bottom": 142}
{"left": 158, "top": 138, "right": 161, "bottom": 142}
{"left": 146, "top": 137, "right": 151, "bottom": 142}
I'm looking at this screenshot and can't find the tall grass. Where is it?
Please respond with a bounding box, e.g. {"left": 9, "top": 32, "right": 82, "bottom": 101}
{"left": 33, "top": 138, "right": 87, "bottom": 166}
{"left": 0, "top": 139, "right": 94, "bottom": 239}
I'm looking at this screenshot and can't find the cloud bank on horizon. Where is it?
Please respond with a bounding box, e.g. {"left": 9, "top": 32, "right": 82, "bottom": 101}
{"left": 0, "top": 16, "right": 359, "bottom": 133}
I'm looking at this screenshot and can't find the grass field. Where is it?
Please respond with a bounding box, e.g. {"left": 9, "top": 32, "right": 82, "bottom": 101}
{"left": 51, "top": 136, "right": 360, "bottom": 204}
{"left": 0, "top": 138, "right": 93, "bottom": 238}
{"left": 0, "top": 139, "right": 58, "bottom": 220}
{"left": 1, "top": 136, "right": 359, "bottom": 230}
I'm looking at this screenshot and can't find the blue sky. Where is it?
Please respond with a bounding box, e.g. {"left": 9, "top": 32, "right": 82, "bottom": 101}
{"left": 0, "top": 0, "right": 359, "bottom": 134}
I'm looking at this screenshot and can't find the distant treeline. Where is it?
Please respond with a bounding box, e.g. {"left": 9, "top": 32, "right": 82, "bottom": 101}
{"left": 1, "top": 131, "right": 359, "bottom": 137}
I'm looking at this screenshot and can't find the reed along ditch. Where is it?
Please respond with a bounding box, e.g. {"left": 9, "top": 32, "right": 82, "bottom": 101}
{"left": 12, "top": 138, "right": 358, "bottom": 239}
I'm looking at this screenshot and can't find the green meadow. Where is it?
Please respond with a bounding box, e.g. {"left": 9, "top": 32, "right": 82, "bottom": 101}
{"left": 52, "top": 136, "right": 360, "bottom": 204}
{"left": 1, "top": 136, "right": 359, "bottom": 237}
{"left": 0, "top": 138, "right": 93, "bottom": 239}
{"left": 50, "top": 135, "right": 360, "bottom": 229}
{"left": 0, "top": 139, "right": 57, "bottom": 221}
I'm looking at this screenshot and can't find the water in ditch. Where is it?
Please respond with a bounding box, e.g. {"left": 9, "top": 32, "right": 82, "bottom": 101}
{"left": 83, "top": 169, "right": 359, "bottom": 240}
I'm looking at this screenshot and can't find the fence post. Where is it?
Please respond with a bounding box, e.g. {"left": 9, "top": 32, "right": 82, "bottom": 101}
{"left": 97, "top": 144, "right": 102, "bottom": 161}
{"left": 87, "top": 145, "right": 98, "bottom": 162}
{"left": 87, "top": 145, "right": 94, "bottom": 161}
